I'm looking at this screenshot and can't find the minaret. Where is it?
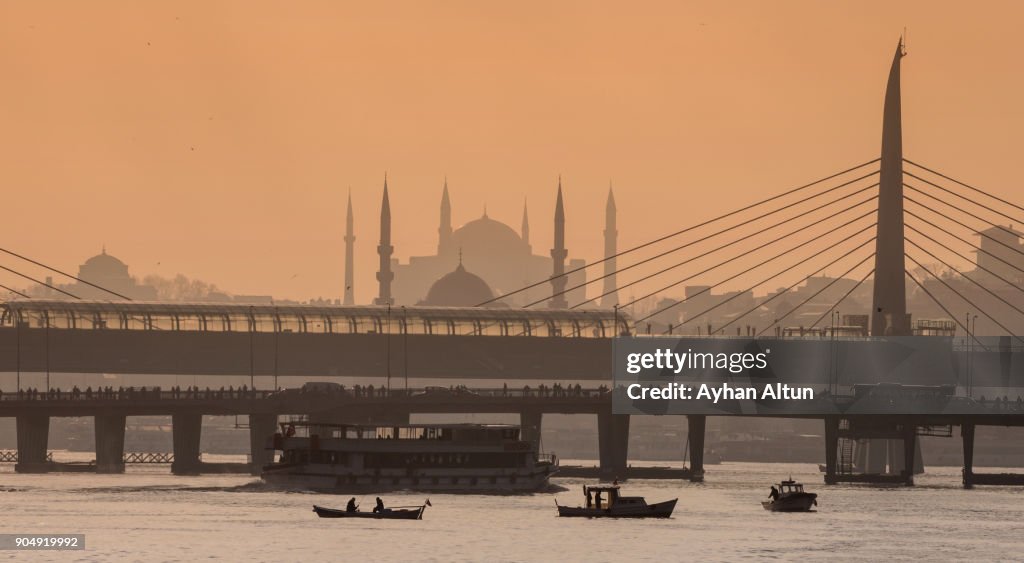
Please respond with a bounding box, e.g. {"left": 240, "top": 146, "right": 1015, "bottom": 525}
{"left": 521, "top": 199, "right": 531, "bottom": 252}
{"left": 549, "top": 178, "right": 568, "bottom": 309}
{"left": 375, "top": 176, "right": 394, "bottom": 306}
{"left": 438, "top": 178, "right": 453, "bottom": 255}
{"left": 870, "top": 38, "right": 909, "bottom": 336}
{"left": 343, "top": 189, "right": 356, "bottom": 305}
{"left": 601, "top": 185, "right": 620, "bottom": 308}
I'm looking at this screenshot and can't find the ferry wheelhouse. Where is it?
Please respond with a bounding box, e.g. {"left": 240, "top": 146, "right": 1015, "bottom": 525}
{"left": 262, "top": 422, "right": 557, "bottom": 492}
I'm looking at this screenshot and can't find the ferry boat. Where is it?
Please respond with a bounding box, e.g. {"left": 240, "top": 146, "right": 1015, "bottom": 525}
{"left": 262, "top": 422, "right": 557, "bottom": 493}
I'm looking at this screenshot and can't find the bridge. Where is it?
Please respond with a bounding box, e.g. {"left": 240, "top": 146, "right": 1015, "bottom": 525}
{"left": 3, "top": 39, "right": 1024, "bottom": 487}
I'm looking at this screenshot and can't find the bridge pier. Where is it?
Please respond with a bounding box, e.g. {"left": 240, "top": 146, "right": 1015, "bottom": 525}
{"left": 15, "top": 415, "right": 50, "bottom": 473}
{"left": 823, "top": 416, "right": 838, "bottom": 484}
{"left": 901, "top": 426, "right": 917, "bottom": 486}
{"left": 519, "top": 410, "right": 543, "bottom": 451}
{"left": 687, "top": 415, "right": 706, "bottom": 482}
{"left": 94, "top": 414, "right": 126, "bottom": 473}
{"left": 171, "top": 414, "right": 203, "bottom": 475}
{"left": 597, "top": 413, "right": 629, "bottom": 480}
{"left": 962, "top": 423, "right": 975, "bottom": 488}
{"left": 248, "top": 414, "right": 278, "bottom": 475}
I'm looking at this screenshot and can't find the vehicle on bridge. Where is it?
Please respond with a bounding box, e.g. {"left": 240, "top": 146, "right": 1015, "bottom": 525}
{"left": 263, "top": 422, "right": 557, "bottom": 493}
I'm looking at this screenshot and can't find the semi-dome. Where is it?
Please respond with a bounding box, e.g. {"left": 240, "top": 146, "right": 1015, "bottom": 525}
{"left": 422, "top": 263, "right": 495, "bottom": 307}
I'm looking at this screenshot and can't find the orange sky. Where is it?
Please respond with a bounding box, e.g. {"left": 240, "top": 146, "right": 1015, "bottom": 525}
{"left": 1, "top": 1, "right": 1022, "bottom": 303}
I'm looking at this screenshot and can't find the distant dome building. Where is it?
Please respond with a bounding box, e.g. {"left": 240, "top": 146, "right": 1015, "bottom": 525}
{"left": 420, "top": 262, "right": 496, "bottom": 307}
{"left": 78, "top": 250, "right": 132, "bottom": 291}
{"left": 32, "top": 248, "right": 158, "bottom": 301}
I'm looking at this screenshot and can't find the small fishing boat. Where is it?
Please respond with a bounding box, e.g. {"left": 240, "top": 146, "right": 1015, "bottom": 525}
{"left": 555, "top": 485, "right": 677, "bottom": 518}
{"left": 313, "top": 502, "right": 428, "bottom": 520}
{"left": 762, "top": 479, "right": 817, "bottom": 512}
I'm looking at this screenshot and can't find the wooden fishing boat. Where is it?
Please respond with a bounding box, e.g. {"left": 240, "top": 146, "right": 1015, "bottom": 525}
{"left": 312, "top": 503, "right": 427, "bottom": 520}
{"left": 555, "top": 485, "right": 677, "bottom": 518}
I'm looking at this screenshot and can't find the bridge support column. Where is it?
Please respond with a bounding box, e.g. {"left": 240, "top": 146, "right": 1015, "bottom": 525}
{"left": 687, "top": 415, "right": 706, "bottom": 482}
{"left": 94, "top": 414, "right": 126, "bottom": 474}
{"left": 962, "top": 423, "right": 975, "bottom": 489}
{"left": 171, "top": 414, "right": 203, "bottom": 475}
{"left": 15, "top": 415, "right": 50, "bottom": 473}
{"left": 901, "top": 425, "right": 916, "bottom": 486}
{"left": 824, "top": 416, "right": 838, "bottom": 484}
{"left": 597, "top": 413, "right": 629, "bottom": 480}
{"left": 519, "top": 410, "right": 543, "bottom": 451}
{"left": 249, "top": 414, "right": 278, "bottom": 476}
{"left": 866, "top": 440, "right": 887, "bottom": 474}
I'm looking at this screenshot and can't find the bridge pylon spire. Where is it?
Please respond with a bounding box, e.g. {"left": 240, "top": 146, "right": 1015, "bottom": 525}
{"left": 870, "top": 38, "right": 910, "bottom": 336}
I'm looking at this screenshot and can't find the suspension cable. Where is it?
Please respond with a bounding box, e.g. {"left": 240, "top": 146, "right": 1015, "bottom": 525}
{"left": 0, "top": 264, "right": 80, "bottom": 299}
{"left": 620, "top": 209, "right": 877, "bottom": 312}
{"left": 0, "top": 246, "right": 132, "bottom": 301}
{"left": 904, "top": 158, "right": 1024, "bottom": 217}
{"left": 905, "top": 171, "right": 1024, "bottom": 232}
{"left": 907, "top": 237, "right": 1024, "bottom": 319}
{"left": 904, "top": 206, "right": 1024, "bottom": 278}
{"left": 559, "top": 187, "right": 879, "bottom": 309}
{"left": 905, "top": 253, "right": 1023, "bottom": 344}
{"left": 905, "top": 184, "right": 1024, "bottom": 261}
{"left": 905, "top": 222, "right": 1024, "bottom": 296}
{"left": 905, "top": 268, "right": 988, "bottom": 351}
{"left": 634, "top": 225, "right": 876, "bottom": 327}
{"left": 806, "top": 268, "right": 874, "bottom": 330}
{"left": 475, "top": 160, "right": 881, "bottom": 306}
{"left": 751, "top": 252, "right": 875, "bottom": 337}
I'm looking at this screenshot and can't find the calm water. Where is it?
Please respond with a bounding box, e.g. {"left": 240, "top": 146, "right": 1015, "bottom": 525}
{"left": 3, "top": 457, "right": 1024, "bottom": 562}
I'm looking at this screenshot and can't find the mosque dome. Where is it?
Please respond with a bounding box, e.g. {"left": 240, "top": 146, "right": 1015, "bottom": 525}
{"left": 450, "top": 213, "right": 529, "bottom": 259}
{"left": 422, "top": 263, "right": 496, "bottom": 307}
{"left": 79, "top": 249, "right": 130, "bottom": 281}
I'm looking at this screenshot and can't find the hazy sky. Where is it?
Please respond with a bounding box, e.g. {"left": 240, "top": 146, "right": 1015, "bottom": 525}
{"left": 1, "top": 1, "right": 1022, "bottom": 302}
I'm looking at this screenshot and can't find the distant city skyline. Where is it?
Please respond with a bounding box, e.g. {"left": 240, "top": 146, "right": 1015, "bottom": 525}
{"left": 2, "top": 2, "right": 1022, "bottom": 302}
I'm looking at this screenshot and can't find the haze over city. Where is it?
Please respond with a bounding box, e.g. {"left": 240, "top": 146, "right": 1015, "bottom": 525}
{"left": 2, "top": 1, "right": 1022, "bottom": 303}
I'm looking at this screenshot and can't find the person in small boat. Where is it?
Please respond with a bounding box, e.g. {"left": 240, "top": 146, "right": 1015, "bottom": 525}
{"left": 373, "top": 497, "right": 385, "bottom": 513}
{"left": 346, "top": 498, "right": 358, "bottom": 513}
{"left": 769, "top": 485, "right": 780, "bottom": 501}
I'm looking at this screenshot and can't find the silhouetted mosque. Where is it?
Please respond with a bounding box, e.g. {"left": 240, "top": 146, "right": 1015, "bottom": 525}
{"left": 348, "top": 178, "right": 621, "bottom": 308}
{"left": 32, "top": 247, "right": 157, "bottom": 300}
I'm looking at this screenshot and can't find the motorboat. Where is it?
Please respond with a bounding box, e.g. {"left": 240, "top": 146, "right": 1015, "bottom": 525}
{"left": 761, "top": 479, "right": 818, "bottom": 512}
{"left": 555, "top": 485, "right": 677, "bottom": 518}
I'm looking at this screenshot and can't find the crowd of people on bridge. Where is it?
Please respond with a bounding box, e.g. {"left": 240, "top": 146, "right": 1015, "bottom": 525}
{"left": 1, "top": 382, "right": 613, "bottom": 402}
{"left": 2, "top": 385, "right": 274, "bottom": 401}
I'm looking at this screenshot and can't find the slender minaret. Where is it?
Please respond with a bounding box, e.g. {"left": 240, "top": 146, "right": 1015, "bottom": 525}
{"left": 549, "top": 178, "right": 568, "bottom": 309}
{"left": 870, "top": 38, "right": 909, "bottom": 336}
{"left": 375, "top": 176, "right": 394, "bottom": 306}
{"left": 438, "top": 178, "right": 453, "bottom": 255}
{"left": 521, "top": 199, "right": 531, "bottom": 252}
{"left": 601, "top": 185, "right": 620, "bottom": 308}
{"left": 343, "top": 189, "right": 356, "bottom": 305}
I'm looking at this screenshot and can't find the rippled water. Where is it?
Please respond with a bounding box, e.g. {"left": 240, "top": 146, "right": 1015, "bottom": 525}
{"left": 3, "top": 457, "right": 1024, "bottom": 562}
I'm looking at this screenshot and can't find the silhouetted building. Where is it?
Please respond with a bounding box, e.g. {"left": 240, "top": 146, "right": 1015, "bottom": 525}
{"left": 420, "top": 261, "right": 497, "bottom": 307}
{"left": 376, "top": 179, "right": 590, "bottom": 307}
{"left": 31, "top": 248, "right": 157, "bottom": 300}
